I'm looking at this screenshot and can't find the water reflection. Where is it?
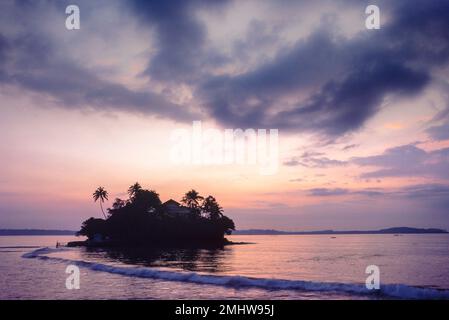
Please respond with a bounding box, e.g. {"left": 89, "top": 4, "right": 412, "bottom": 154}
{"left": 81, "top": 246, "right": 234, "bottom": 273}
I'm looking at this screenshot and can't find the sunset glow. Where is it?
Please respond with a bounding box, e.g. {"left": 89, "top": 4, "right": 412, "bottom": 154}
{"left": 1, "top": 0, "right": 449, "bottom": 231}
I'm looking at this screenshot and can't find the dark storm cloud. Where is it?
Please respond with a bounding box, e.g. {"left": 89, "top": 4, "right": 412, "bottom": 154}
{"left": 2, "top": 0, "right": 449, "bottom": 133}
{"left": 387, "top": 0, "right": 449, "bottom": 65}
{"left": 0, "top": 1, "right": 198, "bottom": 121}
{"left": 0, "top": 34, "right": 195, "bottom": 121}
{"left": 196, "top": 0, "right": 449, "bottom": 137}
{"left": 130, "top": 0, "right": 229, "bottom": 83}
{"left": 231, "top": 20, "right": 283, "bottom": 67}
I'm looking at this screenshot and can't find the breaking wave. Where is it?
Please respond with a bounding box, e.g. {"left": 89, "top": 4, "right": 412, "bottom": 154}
{"left": 23, "top": 247, "right": 449, "bottom": 299}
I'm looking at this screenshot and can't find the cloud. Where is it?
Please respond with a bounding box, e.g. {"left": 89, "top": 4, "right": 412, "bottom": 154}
{"left": 398, "top": 184, "right": 449, "bottom": 199}
{"left": 342, "top": 144, "right": 358, "bottom": 151}
{"left": 427, "top": 123, "right": 449, "bottom": 141}
{"left": 2, "top": 0, "right": 449, "bottom": 139}
{"left": 308, "top": 188, "right": 349, "bottom": 196}
{"left": 352, "top": 144, "right": 449, "bottom": 179}
{"left": 0, "top": 1, "right": 199, "bottom": 122}
{"left": 283, "top": 159, "right": 301, "bottom": 167}
{"left": 196, "top": 0, "right": 449, "bottom": 138}
{"left": 307, "top": 187, "right": 384, "bottom": 197}
{"left": 283, "top": 151, "right": 347, "bottom": 168}
{"left": 301, "top": 183, "right": 449, "bottom": 227}
{"left": 301, "top": 156, "right": 347, "bottom": 168}
{"left": 426, "top": 104, "right": 449, "bottom": 141}
{"left": 130, "top": 0, "right": 230, "bottom": 83}
{"left": 285, "top": 142, "right": 449, "bottom": 180}
{"left": 307, "top": 183, "right": 449, "bottom": 200}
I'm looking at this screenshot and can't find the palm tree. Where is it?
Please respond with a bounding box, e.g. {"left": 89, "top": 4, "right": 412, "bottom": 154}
{"left": 181, "top": 189, "right": 204, "bottom": 211}
{"left": 128, "top": 182, "right": 142, "bottom": 199}
{"left": 202, "top": 195, "right": 223, "bottom": 220}
{"left": 92, "top": 186, "right": 108, "bottom": 219}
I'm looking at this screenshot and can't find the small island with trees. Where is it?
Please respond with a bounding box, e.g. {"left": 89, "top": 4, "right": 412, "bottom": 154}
{"left": 68, "top": 183, "right": 235, "bottom": 248}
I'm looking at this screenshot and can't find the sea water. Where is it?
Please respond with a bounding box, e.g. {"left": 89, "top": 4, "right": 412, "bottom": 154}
{"left": 1, "top": 234, "right": 449, "bottom": 299}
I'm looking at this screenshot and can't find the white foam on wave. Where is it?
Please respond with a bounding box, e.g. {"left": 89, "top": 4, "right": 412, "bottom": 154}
{"left": 22, "top": 246, "right": 70, "bottom": 258}
{"left": 23, "top": 247, "right": 449, "bottom": 299}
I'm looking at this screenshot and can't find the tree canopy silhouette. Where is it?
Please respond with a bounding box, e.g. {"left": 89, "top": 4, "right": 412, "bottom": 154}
{"left": 78, "top": 184, "right": 235, "bottom": 247}
{"left": 202, "top": 196, "right": 223, "bottom": 220}
{"left": 127, "top": 182, "right": 142, "bottom": 199}
{"left": 181, "top": 189, "right": 204, "bottom": 216}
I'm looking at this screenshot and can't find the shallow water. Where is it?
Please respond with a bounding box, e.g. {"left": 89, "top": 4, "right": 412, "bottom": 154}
{"left": 1, "top": 234, "right": 449, "bottom": 299}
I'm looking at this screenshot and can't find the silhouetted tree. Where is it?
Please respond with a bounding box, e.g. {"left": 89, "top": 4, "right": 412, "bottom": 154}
{"left": 182, "top": 189, "right": 204, "bottom": 215}
{"left": 132, "top": 189, "right": 162, "bottom": 213}
{"left": 77, "top": 217, "right": 107, "bottom": 238}
{"left": 80, "top": 185, "right": 235, "bottom": 247}
{"left": 128, "top": 182, "right": 142, "bottom": 199}
{"left": 92, "top": 186, "right": 108, "bottom": 219}
{"left": 220, "top": 216, "right": 236, "bottom": 235}
{"left": 202, "top": 196, "right": 223, "bottom": 220}
{"left": 111, "top": 198, "right": 126, "bottom": 210}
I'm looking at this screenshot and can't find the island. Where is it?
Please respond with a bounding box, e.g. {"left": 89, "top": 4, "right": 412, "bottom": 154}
{"left": 68, "top": 183, "right": 235, "bottom": 248}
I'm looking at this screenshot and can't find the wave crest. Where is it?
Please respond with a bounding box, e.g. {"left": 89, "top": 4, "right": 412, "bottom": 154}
{"left": 23, "top": 247, "right": 449, "bottom": 299}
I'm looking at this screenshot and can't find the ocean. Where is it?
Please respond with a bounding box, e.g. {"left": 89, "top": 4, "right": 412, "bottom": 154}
{"left": 1, "top": 234, "right": 449, "bottom": 299}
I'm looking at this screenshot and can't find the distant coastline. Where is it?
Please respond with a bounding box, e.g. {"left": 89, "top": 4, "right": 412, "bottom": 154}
{"left": 0, "top": 229, "right": 76, "bottom": 236}
{"left": 1, "top": 226, "right": 447, "bottom": 236}
{"left": 233, "top": 227, "right": 448, "bottom": 235}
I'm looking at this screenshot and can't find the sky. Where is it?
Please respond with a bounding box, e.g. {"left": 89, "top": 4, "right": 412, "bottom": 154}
{"left": 1, "top": 0, "right": 449, "bottom": 231}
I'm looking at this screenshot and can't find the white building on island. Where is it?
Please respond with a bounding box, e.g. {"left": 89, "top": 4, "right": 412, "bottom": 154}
{"left": 162, "top": 199, "right": 193, "bottom": 216}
